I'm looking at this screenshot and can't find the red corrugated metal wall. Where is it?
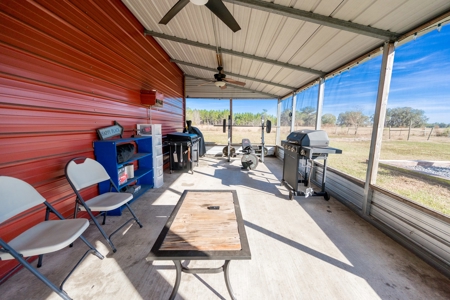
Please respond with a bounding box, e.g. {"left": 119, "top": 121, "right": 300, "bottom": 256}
{"left": 0, "top": 0, "right": 185, "bottom": 279}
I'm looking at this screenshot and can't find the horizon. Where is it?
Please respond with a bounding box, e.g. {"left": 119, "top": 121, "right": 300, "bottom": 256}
{"left": 187, "top": 24, "right": 450, "bottom": 124}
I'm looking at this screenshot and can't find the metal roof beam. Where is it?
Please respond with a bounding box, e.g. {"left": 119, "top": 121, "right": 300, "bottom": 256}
{"left": 186, "top": 75, "right": 278, "bottom": 98}
{"left": 172, "top": 59, "right": 296, "bottom": 90}
{"left": 224, "top": 0, "right": 401, "bottom": 40}
{"left": 145, "top": 30, "right": 325, "bottom": 75}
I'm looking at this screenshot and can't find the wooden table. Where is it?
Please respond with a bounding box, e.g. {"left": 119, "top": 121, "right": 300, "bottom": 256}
{"left": 147, "top": 190, "right": 251, "bottom": 300}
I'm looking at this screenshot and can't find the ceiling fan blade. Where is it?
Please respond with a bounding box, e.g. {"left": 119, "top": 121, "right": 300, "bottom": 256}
{"left": 159, "top": 0, "right": 190, "bottom": 25}
{"left": 205, "top": 0, "right": 241, "bottom": 32}
{"left": 224, "top": 78, "right": 245, "bottom": 86}
{"left": 220, "top": 84, "right": 227, "bottom": 90}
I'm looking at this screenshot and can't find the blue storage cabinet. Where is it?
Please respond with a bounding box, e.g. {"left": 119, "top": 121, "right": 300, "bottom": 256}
{"left": 93, "top": 136, "right": 153, "bottom": 215}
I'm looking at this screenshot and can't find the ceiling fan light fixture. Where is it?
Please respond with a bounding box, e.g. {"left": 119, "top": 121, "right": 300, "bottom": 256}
{"left": 215, "top": 81, "right": 226, "bottom": 87}
{"left": 190, "top": 0, "right": 208, "bottom": 5}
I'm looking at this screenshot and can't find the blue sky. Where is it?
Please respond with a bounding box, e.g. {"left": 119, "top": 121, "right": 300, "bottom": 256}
{"left": 187, "top": 23, "right": 450, "bottom": 123}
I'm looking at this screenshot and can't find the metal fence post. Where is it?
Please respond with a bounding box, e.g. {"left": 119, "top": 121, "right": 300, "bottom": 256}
{"left": 427, "top": 127, "right": 434, "bottom": 140}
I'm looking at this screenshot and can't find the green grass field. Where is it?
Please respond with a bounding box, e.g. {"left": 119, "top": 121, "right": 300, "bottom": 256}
{"left": 198, "top": 125, "right": 450, "bottom": 216}
{"left": 328, "top": 139, "right": 450, "bottom": 178}
{"left": 327, "top": 139, "right": 450, "bottom": 216}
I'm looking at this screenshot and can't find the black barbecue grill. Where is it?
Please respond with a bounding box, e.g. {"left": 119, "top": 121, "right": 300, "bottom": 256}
{"left": 281, "top": 130, "right": 342, "bottom": 200}
{"left": 166, "top": 132, "right": 200, "bottom": 174}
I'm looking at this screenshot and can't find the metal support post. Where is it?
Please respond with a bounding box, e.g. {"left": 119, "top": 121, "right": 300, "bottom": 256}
{"left": 276, "top": 98, "right": 281, "bottom": 146}
{"left": 230, "top": 98, "right": 233, "bottom": 145}
{"left": 290, "top": 93, "right": 297, "bottom": 133}
{"left": 261, "top": 116, "right": 265, "bottom": 163}
{"left": 363, "top": 42, "right": 395, "bottom": 215}
{"left": 315, "top": 78, "right": 325, "bottom": 130}
{"left": 227, "top": 115, "right": 231, "bottom": 162}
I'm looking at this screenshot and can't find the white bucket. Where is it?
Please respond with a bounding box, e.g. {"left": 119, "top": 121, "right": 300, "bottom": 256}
{"left": 125, "top": 164, "right": 134, "bottom": 178}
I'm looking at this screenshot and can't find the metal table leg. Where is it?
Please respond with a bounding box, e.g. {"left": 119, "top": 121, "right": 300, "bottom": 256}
{"left": 169, "top": 260, "right": 182, "bottom": 300}
{"left": 223, "top": 260, "right": 236, "bottom": 300}
{"left": 169, "top": 144, "right": 174, "bottom": 174}
{"left": 168, "top": 260, "right": 237, "bottom": 300}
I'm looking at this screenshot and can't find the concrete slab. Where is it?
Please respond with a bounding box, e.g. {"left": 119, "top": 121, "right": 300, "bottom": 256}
{"left": 1, "top": 157, "right": 449, "bottom": 300}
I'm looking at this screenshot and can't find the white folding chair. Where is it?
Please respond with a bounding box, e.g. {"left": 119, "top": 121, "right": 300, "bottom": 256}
{"left": 0, "top": 176, "right": 104, "bottom": 300}
{"left": 65, "top": 157, "right": 143, "bottom": 253}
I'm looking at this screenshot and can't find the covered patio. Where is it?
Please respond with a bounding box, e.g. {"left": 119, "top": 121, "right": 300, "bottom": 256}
{"left": 1, "top": 156, "right": 449, "bottom": 299}
{"left": 1, "top": 0, "right": 450, "bottom": 299}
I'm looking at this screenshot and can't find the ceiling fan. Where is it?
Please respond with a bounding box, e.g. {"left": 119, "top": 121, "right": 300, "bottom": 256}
{"left": 159, "top": 0, "right": 241, "bottom": 32}
{"left": 198, "top": 66, "right": 246, "bottom": 89}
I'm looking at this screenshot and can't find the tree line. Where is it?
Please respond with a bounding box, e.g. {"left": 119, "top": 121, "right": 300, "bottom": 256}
{"left": 186, "top": 108, "right": 276, "bottom": 126}
{"left": 279, "top": 106, "right": 370, "bottom": 128}
{"left": 187, "top": 107, "right": 448, "bottom": 129}
{"left": 290, "top": 106, "right": 447, "bottom": 129}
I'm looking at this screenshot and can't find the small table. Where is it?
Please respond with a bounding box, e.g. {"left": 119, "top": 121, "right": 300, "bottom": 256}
{"left": 147, "top": 190, "right": 251, "bottom": 300}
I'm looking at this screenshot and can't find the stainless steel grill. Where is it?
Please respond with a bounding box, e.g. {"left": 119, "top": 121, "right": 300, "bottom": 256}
{"left": 281, "top": 130, "right": 342, "bottom": 200}
{"left": 286, "top": 129, "right": 329, "bottom": 147}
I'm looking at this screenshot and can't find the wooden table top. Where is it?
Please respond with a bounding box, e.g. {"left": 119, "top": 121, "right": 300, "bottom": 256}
{"left": 160, "top": 191, "right": 241, "bottom": 251}
{"left": 147, "top": 190, "right": 251, "bottom": 261}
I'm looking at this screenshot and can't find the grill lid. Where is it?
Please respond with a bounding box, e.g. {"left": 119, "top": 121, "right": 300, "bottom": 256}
{"left": 167, "top": 132, "right": 199, "bottom": 142}
{"left": 286, "top": 130, "right": 329, "bottom": 147}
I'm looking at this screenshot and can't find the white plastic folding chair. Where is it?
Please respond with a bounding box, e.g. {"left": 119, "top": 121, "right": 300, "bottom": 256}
{"left": 65, "top": 157, "right": 143, "bottom": 253}
{"left": 0, "top": 176, "right": 104, "bottom": 300}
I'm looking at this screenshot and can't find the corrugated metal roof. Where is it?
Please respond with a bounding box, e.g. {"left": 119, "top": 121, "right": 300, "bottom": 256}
{"left": 122, "top": 0, "right": 450, "bottom": 99}
{"left": 185, "top": 76, "right": 275, "bottom": 98}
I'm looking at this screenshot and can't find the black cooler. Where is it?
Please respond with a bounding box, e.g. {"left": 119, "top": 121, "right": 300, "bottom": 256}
{"left": 166, "top": 132, "right": 200, "bottom": 174}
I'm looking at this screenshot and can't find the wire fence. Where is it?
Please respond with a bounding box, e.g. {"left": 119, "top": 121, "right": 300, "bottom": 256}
{"left": 322, "top": 126, "right": 450, "bottom": 141}
{"left": 195, "top": 124, "right": 450, "bottom": 145}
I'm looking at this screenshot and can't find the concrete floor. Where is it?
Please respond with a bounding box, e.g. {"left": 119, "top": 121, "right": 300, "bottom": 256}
{"left": 1, "top": 156, "right": 450, "bottom": 300}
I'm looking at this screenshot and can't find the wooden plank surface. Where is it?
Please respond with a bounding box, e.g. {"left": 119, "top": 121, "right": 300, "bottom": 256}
{"left": 160, "top": 191, "right": 241, "bottom": 251}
